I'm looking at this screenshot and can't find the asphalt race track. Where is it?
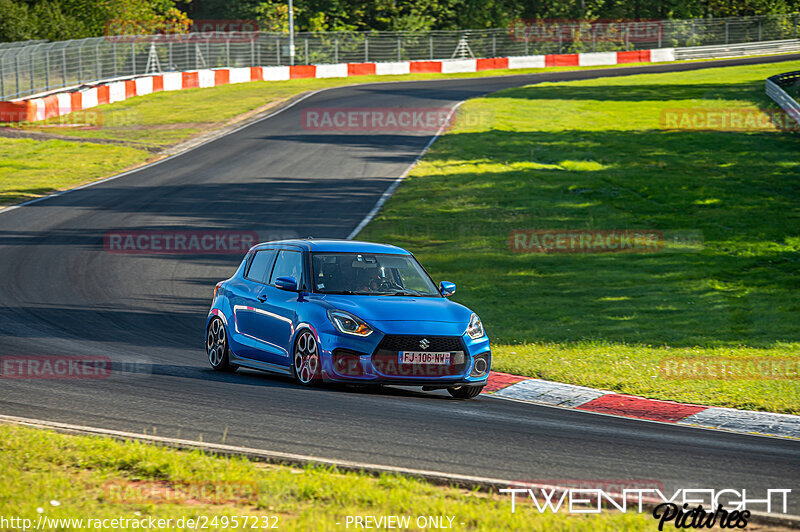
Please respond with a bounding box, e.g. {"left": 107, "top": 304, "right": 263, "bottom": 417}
{"left": 1, "top": 54, "right": 799, "bottom": 514}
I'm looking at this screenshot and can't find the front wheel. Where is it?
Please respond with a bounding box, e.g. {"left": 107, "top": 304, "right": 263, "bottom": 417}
{"left": 447, "top": 385, "right": 483, "bottom": 399}
{"left": 207, "top": 317, "right": 236, "bottom": 372}
{"left": 293, "top": 330, "right": 321, "bottom": 385}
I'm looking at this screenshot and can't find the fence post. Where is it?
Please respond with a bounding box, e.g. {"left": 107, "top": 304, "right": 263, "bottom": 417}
{"left": 277, "top": 37, "right": 281, "bottom": 65}
{"left": 430, "top": 34, "right": 433, "bottom": 59}
{"left": 758, "top": 18, "right": 762, "bottom": 41}
{"left": 131, "top": 41, "right": 136, "bottom": 75}
{"left": 78, "top": 43, "right": 83, "bottom": 82}
{"left": 250, "top": 37, "right": 255, "bottom": 65}
{"left": 168, "top": 41, "right": 172, "bottom": 69}
{"left": 61, "top": 48, "right": 66, "bottom": 87}
{"left": 29, "top": 53, "right": 34, "bottom": 94}
{"left": 365, "top": 36, "right": 369, "bottom": 62}
{"left": 305, "top": 38, "right": 308, "bottom": 64}
{"left": 45, "top": 51, "right": 50, "bottom": 90}
{"left": 397, "top": 36, "right": 401, "bottom": 61}
{"left": 492, "top": 30, "right": 497, "bottom": 57}
{"left": 0, "top": 54, "right": 4, "bottom": 99}
{"left": 15, "top": 53, "right": 20, "bottom": 97}
{"left": 690, "top": 20, "right": 695, "bottom": 46}
{"left": 95, "top": 40, "right": 101, "bottom": 80}
{"left": 335, "top": 36, "right": 338, "bottom": 63}
{"left": 794, "top": 14, "right": 798, "bottom": 39}
{"left": 113, "top": 41, "right": 118, "bottom": 75}
{"left": 226, "top": 37, "right": 230, "bottom": 66}
{"left": 725, "top": 21, "right": 729, "bottom": 44}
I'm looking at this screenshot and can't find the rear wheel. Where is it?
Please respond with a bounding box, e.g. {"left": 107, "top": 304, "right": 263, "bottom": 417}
{"left": 293, "top": 330, "right": 321, "bottom": 385}
{"left": 447, "top": 385, "right": 483, "bottom": 399}
{"left": 207, "top": 317, "right": 236, "bottom": 372}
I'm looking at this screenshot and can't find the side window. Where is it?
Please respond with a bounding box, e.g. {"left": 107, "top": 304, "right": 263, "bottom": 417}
{"left": 245, "top": 249, "right": 276, "bottom": 283}
{"left": 270, "top": 250, "right": 303, "bottom": 286}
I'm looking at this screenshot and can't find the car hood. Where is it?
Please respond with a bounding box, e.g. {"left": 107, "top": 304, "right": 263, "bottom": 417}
{"left": 315, "top": 294, "right": 473, "bottom": 328}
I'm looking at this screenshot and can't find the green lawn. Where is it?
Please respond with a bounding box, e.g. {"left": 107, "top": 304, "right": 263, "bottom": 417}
{"left": 0, "top": 56, "right": 761, "bottom": 207}
{"left": 0, "top": 424, "right": 652, "bottom": 531}
{"left": 359, "top": 60, "right": 800, "bottom": 414}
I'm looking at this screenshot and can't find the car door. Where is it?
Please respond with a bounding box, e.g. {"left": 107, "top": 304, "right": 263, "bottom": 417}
{"left": 229, "top": 247, "right": 285, "bottom": 363}
{"left": 258, "top": 248, "right": 304, "bottom": 367}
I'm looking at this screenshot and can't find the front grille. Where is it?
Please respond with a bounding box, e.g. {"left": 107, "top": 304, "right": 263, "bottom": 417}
{"left": 377, "top": 335, "right": 463, "bottom": 352}
{"left": 372, "top": 335, "right": 467, "bottom": 377}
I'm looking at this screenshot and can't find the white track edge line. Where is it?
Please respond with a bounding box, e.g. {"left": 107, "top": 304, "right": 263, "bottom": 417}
{"left": 486, "top": 393, "right": 800, "bottom": 442}
{"left": 346, "top": 101, "right": 465, "bottom": 240}
{"left": 1, "top": 413, "right": 797, "bottom": 527}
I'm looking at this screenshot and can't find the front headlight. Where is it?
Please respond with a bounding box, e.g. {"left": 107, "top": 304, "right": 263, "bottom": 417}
{"left": 467, "top": 313, "right": 485, "bottom": 339}
{"left": 327, "top": 309, "right": 373, "bottom": 337}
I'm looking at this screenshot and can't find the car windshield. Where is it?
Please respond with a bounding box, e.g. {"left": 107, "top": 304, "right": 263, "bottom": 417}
{"left": 311, "top": 252, "right": 440, "bottom": 296}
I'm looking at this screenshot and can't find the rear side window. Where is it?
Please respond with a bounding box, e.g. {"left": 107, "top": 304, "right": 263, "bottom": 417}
{"left": 245, "top": 249, "right": 276, "bottom": 283}
{"left": 270, "top": 250, "right": 303, "bottom": 286}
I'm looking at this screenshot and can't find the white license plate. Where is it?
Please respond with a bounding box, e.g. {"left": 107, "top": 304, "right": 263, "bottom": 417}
{"left": 399, "top": 351, "right": 451, "bottom": 365}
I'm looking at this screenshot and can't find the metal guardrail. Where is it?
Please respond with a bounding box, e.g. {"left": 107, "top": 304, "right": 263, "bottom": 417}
{"left": 675, "top": 38, "right": 800, "bottom": 60}
{"left": 766, "top": 70, "right": 800, "bottom": 125}
{"left": 2, "top": 13, "right": 800, "bottom": 100}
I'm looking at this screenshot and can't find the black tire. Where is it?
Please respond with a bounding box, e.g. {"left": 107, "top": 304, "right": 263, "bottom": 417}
{"left": 206, "top": 316, "right": 236, "bottom": 372}
{"left": 292, "top": 330, "right": 321, "bottom": 385}
{"left": 447, "top": 385, "right": 483, "bottom": 399}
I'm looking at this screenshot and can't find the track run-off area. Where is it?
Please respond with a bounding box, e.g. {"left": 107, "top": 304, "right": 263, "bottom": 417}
{"left": 1, "top": 54, "right": 799, "bottom": 516}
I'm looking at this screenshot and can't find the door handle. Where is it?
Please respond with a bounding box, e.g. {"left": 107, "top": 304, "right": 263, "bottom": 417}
{"left": 257, "top": 294, "right": 268, "bottom": 302}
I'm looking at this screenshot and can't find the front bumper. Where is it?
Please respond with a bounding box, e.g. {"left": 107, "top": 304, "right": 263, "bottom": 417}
{"left": 317, "top": 329, "right": 491, "bottom": 386}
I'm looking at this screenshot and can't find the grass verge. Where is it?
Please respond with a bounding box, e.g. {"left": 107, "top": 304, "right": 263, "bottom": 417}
{"left": 358, "top": 60, "right": 800, "bottom": 414}
{"left": 0, "top": 423, "right": 653, "bottom": 531}
{"left": 0, "top": 55, "right": 786, "bottom": 207}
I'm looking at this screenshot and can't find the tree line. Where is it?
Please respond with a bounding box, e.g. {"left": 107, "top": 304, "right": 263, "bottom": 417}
{"left": 2, "top": 0, "right": 800, "bottom": 42}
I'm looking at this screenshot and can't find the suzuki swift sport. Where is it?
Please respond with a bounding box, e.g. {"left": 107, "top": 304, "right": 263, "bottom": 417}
{"left": 206, "top": 239, "right": 490, "bottom": 398}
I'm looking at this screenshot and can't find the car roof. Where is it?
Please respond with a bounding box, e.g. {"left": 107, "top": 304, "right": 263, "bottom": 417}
{"left": 252, "top": 239, "right": 412, "bottom": 255}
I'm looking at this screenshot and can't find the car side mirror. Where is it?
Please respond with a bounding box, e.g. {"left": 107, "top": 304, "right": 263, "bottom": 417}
{"left": 439, "top": 281, "right": 456, "bottom": 297}
{"left": 275, "top": 276, "right": 298, "bottom": 291}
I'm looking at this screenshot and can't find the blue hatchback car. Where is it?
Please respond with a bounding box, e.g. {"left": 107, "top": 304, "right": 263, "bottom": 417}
{"left": 206, "top": 239, "right": 490, "bottom": 398}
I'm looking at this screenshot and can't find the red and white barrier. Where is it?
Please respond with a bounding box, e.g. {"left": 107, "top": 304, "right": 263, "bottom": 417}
{"left": 0, "top": 48, "right": 676, "bottom": 123}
